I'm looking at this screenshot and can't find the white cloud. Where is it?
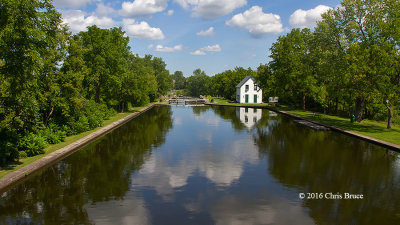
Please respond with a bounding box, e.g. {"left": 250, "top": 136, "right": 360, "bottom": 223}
{"left": 53, "top": 0, "right": 96, "bottom": 9}
{"left": 123, "top": 19, "right": 165, "bottom": 40}
{"left": 61, "top": 10, "right": 117, "bottom": 33}
{"left": 174, "top": 0, "right": 247, "bottom": 19}
{"left": 289, "top": 5, "right": 331, "bottom": 29}
{"left": 197, "top": 27, "right": 214, "bottom": 36}
{"left": 154, "top": 45, "right": 183, "bottom": 52}
{"left": 166, "top": 9, "right": 174, "bottom": 16}
{"left": 226, "top": 6, "right": 283, "bottom": 38}
{"left": 200, "top": 44, "right": 221, "bottom": 52}
{"left": 120, "top": 0, "right": 168, "bottom": 18}
{"left": 95, "top": 3, "right": 117, "bottom": 17}
{"left": 190, "top": 44, "right": 221, "bottom": 55}
{"left": 190, "top": 50, "right": 206, "bottom": 55}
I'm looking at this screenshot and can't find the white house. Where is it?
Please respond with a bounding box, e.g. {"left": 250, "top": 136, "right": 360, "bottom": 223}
{"left": 236, "top": 107, "right": 262, "bottom": 130}
{"left": 236, "top": 76, "right": 262, "bottom": 104}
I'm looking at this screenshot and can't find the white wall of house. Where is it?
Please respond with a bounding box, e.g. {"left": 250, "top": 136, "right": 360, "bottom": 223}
{"left": 236, "top": 77, "right": 262, "bottom": 104}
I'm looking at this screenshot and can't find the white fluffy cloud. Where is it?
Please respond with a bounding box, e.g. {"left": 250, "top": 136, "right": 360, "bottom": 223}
{"left": 226, "top": 6, "right": 283, "bottom": 38}
{"left": 191, "top": 44, "right": 221, "bottom": 55}
{"left": 289, "top": 5, "right": 331, "bottom": 29}
{"left": 174, "top": 0, "right": 247, "bottom": 19}
{"left": 201, "top": 44, "right": 221, "bottom": 52}
{"left": 123, "top": 19, "right": 165, "bottom": 40}
{"left": 61, "top": 10, "right": 117, "bottom": 33}
{"left": 120, "top": 0, "right": 168, "bottom": 18}
{"left": 197, "top": 27, "right": 214, "bottom": 36}
{"left": 153, "top": 45, "right": 183, "bottom": 52}
{"left": 53, "top": 0, "right": 96, "bottom": 9}
{"left": 166, "top": 10, "right": 174, "bottom": 16}
{"left": 190, "top": 50, "right": 206, "bottom": 55}
{"left": 95, "top": 3, "right": 117, "bottom": 17}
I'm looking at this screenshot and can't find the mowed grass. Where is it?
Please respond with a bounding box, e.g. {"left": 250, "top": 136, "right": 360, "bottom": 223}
{"left": 0, "top": 104, "right": 151, "bottom": 179}
{"left": 279, "top": 107, "right": 400, "bottom": 145}
{"left": 208, "top": 97, "right": 270, "bottom": 107}
{"left": 208, "top": 98, "right": 400, "bottom": 146}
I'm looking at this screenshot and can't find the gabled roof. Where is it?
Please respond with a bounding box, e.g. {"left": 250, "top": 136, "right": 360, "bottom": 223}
{"left": 236, "top": 76, "right": 260, "bottom": 88}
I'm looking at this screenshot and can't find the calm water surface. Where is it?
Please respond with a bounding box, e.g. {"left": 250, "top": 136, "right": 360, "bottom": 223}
{"left": 1, "top": 106, "right": 400, "bottom": 224}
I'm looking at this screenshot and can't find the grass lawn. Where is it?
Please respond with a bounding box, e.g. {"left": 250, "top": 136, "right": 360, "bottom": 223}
{"left": 208, "top": 97, "right": 400, "bottom": 146}
{"left": 208, "top": 97, "right": 270, "bottom": 107}
{"left": 278, "top": 106, "right": 400, "bottom": 146}
{"left": 0, "top": 104, "right": 152, "bottom": 179}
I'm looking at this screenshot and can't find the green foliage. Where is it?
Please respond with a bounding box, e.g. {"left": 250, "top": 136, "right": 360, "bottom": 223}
{"left": 0, "top": 1, "right": 169, "bottom": 164}
{"left": 38, "top": 124, "right": 67, "bottom": 145}
{"left": 186, "top": 69, "right": 210, "bottom": 97}
{"left": 18, "top": 133, "right": 48, "bottom": 157}
{"left": 173, "top": 71, "right": 186, "bottom": 89}
{"left": 257, "top": 0, "right": 400, "bottom": 127}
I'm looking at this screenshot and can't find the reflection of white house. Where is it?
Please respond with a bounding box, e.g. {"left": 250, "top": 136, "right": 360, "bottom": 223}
{"left": 236, "top": 76, "right": 262, "bottom": 104}
{"left": 236, "top": 107, "right": 262, "bottom": 130}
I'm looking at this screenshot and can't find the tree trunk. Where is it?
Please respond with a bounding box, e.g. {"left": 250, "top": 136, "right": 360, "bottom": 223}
{"left": 302, "top": 93, "right": 306, "bottom": 110}
{"left": 334, "top": 97, "right": 338, "bottom": 114}
{"left": 44, "top": 106, "right": 54, "bottom": 125}
{"left": 95, "top": 83, "right": 101, "bottom": 103}
{"left": 121, "top": 101, "right": 125, "bottom": 113}
{"left": 386, "top": 104, "right": 393, "bottom": 129}
{"left": 355, "top": 97, "right": 364, "bottom": 122}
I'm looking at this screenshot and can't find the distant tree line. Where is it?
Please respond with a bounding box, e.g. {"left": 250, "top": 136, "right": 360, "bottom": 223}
{"left": 0, "top": 0, "right": 172, "bottom": 164}
{"left": 185, "top": 0, "right": 399, "bottom": 129}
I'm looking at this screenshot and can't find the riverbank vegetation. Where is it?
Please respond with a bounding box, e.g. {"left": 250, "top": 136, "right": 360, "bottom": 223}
{"left": 0, "top": 0, "right": 172, "bottom": 164}
{"left": 208, "top": 98, "right": 400, "bottom": 145}
{"left": 186, "top": 0, "right": 400, "bottom": 130}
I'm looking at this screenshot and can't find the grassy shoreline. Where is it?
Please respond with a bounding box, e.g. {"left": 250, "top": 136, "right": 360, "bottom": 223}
{"left": 208, "top": 98, "right": 400, "bottom": 146}
{"left": 0, "top": 104, "right": 152, "bottom": 179}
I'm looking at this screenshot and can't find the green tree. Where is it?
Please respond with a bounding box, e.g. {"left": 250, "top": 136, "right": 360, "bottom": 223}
{"left": 269, "top": 28, "right": 317, "bottom": 110}
{"left": 186, "top": 69, "right": 210, "bottom": 97}
{"left": 0, "top": 0, "right": 67, "bottom": 163}
{"left": 173, "top": 71, "right": 186, "bottom": 89}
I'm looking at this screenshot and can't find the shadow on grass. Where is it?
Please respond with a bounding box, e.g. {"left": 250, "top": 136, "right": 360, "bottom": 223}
{"left": 314, "top": 117, "right": 390, "bottom": 134}
{"left": 0, "top": 161, "right": 23, "bottom": 172}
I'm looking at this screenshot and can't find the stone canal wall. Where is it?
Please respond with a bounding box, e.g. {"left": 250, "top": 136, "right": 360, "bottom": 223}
{"left": 0, "top": 104, "right": 160, "bottom": 192}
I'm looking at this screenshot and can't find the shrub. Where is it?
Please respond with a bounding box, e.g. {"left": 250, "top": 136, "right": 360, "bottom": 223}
{"left": 69, "top": 116, "right": 90, "bottom": 134}
{"left": 38, "top": 124, "right": 67, "bottom": 144}
{"left": 18, "top": 132, "right": 48, "bottom": 156}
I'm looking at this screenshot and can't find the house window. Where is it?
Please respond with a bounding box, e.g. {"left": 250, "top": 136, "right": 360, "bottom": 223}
{"left": 245, "top": 85, "right": 249, "bottom": 91}
{"left": 245, "top": 108, "right": 248, "bottom": 113}
{"left": 254, "top": 85, "right": 257, "bottom": 91}
{"left": 245, "top": 116, "right": 248, "bottom": 123}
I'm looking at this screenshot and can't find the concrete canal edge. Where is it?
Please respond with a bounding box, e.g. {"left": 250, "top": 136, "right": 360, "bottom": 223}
{"left": 205, "top": 103, "right": 400, "bottom": 152}
{"left": 0, "top": 103, "right": 162, "bottom": 192}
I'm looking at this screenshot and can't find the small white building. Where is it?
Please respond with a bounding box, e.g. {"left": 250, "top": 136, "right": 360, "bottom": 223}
{"left": 236, "top": 76, "right": 262, "bottom": 104}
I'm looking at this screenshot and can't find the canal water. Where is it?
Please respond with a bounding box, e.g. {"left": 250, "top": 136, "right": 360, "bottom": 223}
{"left": 1, "top": 105, "right": 400, "bottom": 224}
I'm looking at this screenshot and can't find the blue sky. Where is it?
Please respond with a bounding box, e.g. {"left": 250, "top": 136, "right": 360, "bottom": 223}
{"left": 54, "top": 0, "right": 341, "bottom": 77}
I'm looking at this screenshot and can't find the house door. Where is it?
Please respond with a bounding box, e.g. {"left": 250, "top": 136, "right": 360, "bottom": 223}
{"left": 254, "top": 95, "right": 257, "bottom": 103}
{"left": 245, "top": 94, "right": 249, "bottom": 103}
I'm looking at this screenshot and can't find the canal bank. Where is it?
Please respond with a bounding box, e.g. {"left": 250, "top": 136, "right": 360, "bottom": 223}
{"left": 0, "top": 103, "right": 162, "bottom": 192}
{"left": 205, "top": 103, "right": 400, "bottom": 152}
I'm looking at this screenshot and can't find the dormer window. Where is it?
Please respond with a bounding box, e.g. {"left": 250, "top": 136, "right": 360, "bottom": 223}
{"left": 254, "top": 85, "right": 258, "bottom": 91}
{"left": 245, "top": 85, "right": 249, "bottom": 91}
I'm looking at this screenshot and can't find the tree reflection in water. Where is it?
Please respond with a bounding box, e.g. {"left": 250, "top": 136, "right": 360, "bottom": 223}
{"left": 253, "top": 115, "right": 400, "bottom": 225}
{"left": 0, "top": 106, "right": 173, "bottom": 225}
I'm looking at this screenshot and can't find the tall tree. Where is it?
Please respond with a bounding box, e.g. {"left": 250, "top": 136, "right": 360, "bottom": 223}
{"left": 173, "top": 71, "right": 186, "bottom": 89}
{"left": 270, "top": 28, "right": 317, "bottom": 110}
{"left": 0, "top": 0, "right": 67, "bottom": 162}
